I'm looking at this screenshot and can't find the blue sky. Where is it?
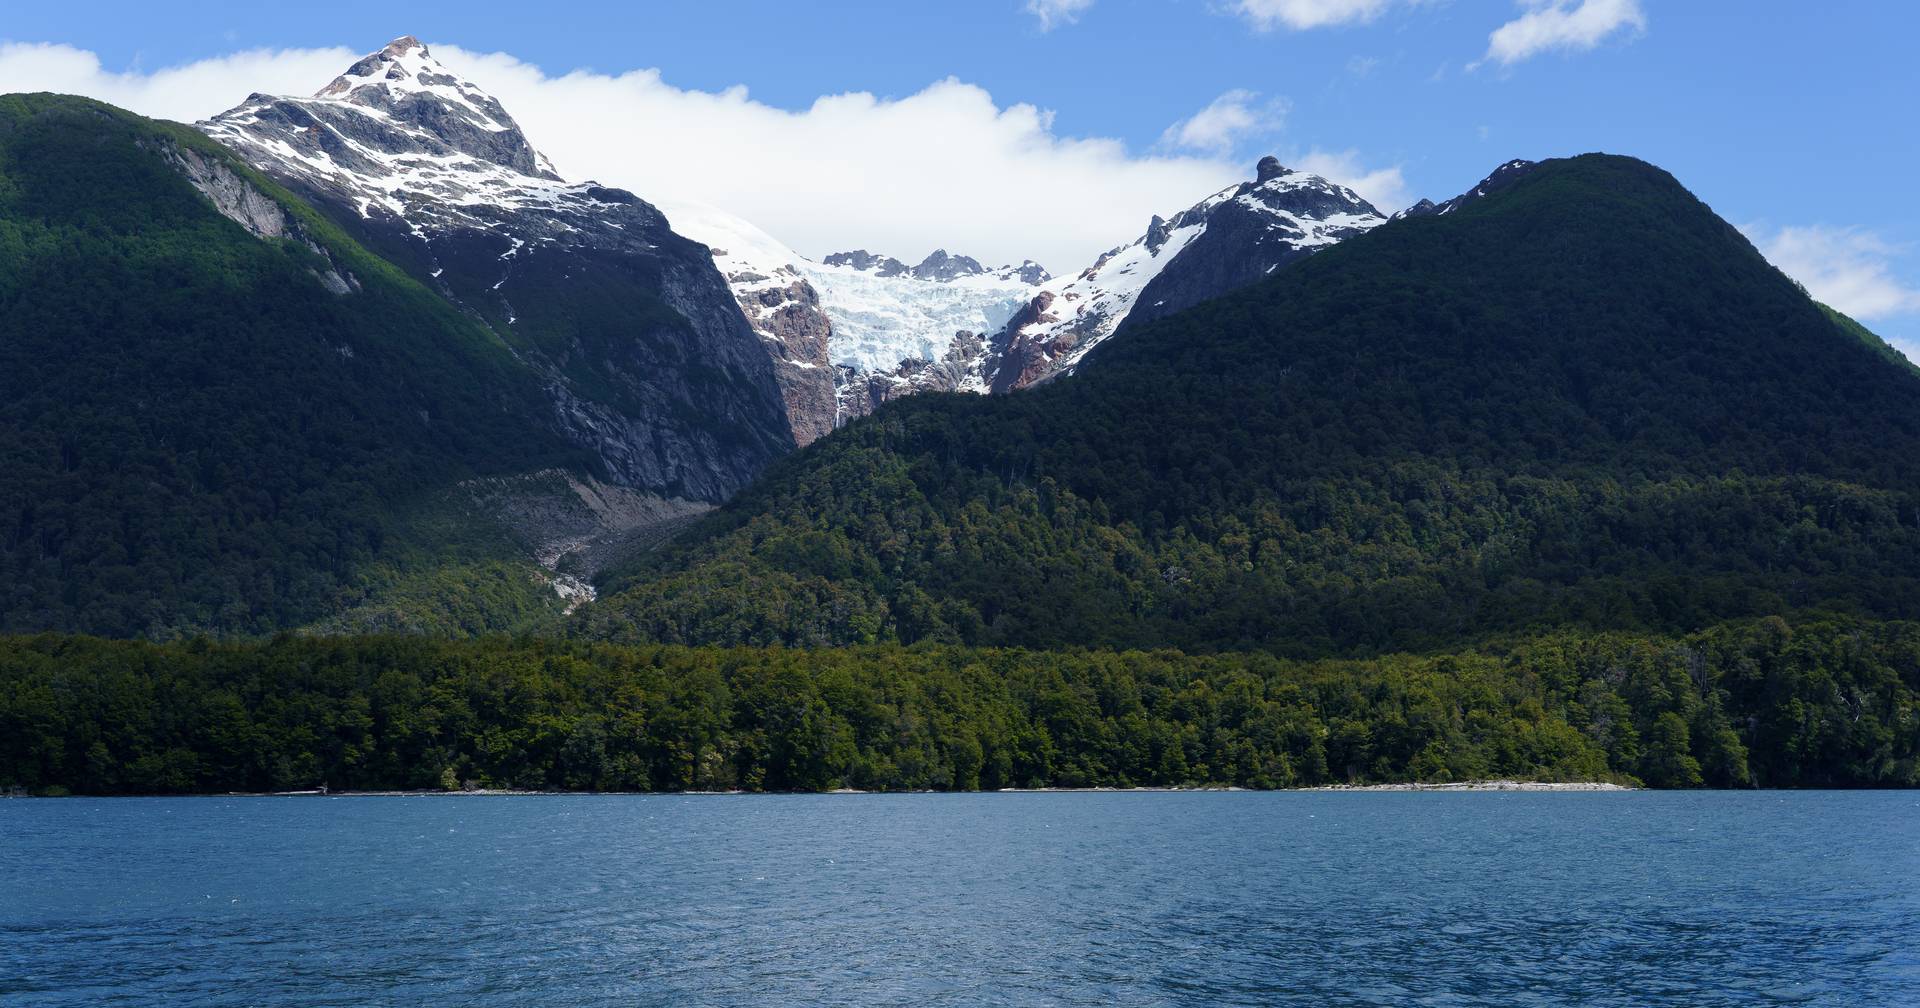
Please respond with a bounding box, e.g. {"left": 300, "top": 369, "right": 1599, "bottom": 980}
{"left": 5, "top": 0, "right": 1917, "bottom": 348}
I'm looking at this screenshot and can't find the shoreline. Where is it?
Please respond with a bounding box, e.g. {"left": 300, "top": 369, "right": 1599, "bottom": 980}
{"left": 7, "top": 780, "right": 1637, "bottom": 799}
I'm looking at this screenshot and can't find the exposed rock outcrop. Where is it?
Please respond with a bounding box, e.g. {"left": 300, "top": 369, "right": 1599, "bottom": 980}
{"left": 160, "top": 142, "right": 363, "bottom": 296}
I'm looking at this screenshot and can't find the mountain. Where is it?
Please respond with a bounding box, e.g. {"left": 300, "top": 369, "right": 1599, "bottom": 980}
{"left": 659, "top": 201, "right": 1050, "bottom": 440}
{"left": 579, "top": 153, "right": 1920, "bottom": 654}
{"left": 0, "top": 93, "right": 597, "bottom": 637}
{"left": 821, "top": 249, "right": 1050, "bottom": 286}
{"left": 1394, "top": 158, "right": 1538, "bottom": 219}
{"left": 689, "top": 156, "right": 1387, "bottom": 434}
{"left": 202, "top": 37, "right": 794, "bottom": 503}
{"left": 986, "top": 156, "right": 1387, "bottom": 391}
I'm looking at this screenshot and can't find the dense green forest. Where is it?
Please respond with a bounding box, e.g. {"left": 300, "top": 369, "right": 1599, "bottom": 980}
{"left": 0, "top": 95, "right": 588, "bottom": 639}
{"left": 3, "top": 615, "right": 1914, "bottom": 795}
{"left": 584, "top": 156, "right": 1920, "bottom": 655}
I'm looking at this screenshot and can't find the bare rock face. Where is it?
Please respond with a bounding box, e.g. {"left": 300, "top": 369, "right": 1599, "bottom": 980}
{"left": 201, "top": 37, "right": 794, "bottom": 502}
{"left": 164, "top": 144, "right": 290, "bottom": 238}
{"left": 823, "top": 249, "right": 910, "bottom": 277}
{"left": 160, "top": 142, "right": 362, "bottom": 295}
{"left": 910, "top": 249, "right": 986, "bottom": 282}
{"left": 694, "top": 217, "right": 841, "bottom": 447}
{"left": 746, "top": 274, "right": 838, "bottom": 445}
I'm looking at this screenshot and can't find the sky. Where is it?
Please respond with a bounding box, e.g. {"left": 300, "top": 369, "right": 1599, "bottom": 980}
{"left": 2, "top": 0, "right": 1916, "bottom": 351}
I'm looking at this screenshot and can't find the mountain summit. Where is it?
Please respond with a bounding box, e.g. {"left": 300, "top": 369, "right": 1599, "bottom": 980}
{"left": 205, "top": 36, "right": 565, "bottom": 230}
{"left": 313, "top": 35, "right": 557, "bottom": 178}
{"left": 202, "top": 37, "right": 794, "bottom": 504}
{"left": 986, "top": 156, "right": 1387, "bottom": 390}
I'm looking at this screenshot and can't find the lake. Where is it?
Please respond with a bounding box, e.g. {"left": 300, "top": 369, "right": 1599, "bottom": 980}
{"left": 2, "top": 792, "right": 1915, "bottom": 1006}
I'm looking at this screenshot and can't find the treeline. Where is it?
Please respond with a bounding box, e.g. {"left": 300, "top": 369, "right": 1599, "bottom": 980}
{"left": 3, "top": 616, "right": 1913, "bottom": 795}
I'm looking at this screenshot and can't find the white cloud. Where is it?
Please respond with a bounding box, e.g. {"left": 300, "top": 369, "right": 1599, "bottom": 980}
{"left": 1293, "top": 148, "right": 1411, "bottom": 212}
{"left": 1751, "top": 225, "right": 1920, "bottom": 323}
{"left": 0, "top": 40, "right": 1417, "bottom": 273}
{"left": 0, "top": 39, "right": 1259, "bottom": 274}
{"left": 439, "top": 48, "right": 1249, "bottom": 272}
{"left": 1231, "top": 0, "right": 1394, "bottom": 31}
{"left": 1026, "top": 0, "right": 1095, "bottom": 31}
{"left": 1481, "top": 0, "right": 1646, "bottom": 66}
{"left": 1154, "top": 96, "right": 1405, "bottom": 212}
{"left": 0, "top": 41, "right": 356, "bottom": 123}
{"left": 1159, "top": 89, "right": 1288, "bottom": 156}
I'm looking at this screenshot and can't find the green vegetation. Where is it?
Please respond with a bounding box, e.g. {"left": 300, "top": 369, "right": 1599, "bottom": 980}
{"left": 2, "top": 615, "right": 1913, "bottom": 795}
{"left": 0, "top": 95, "right": 587, "bottom": 639}
{"left": 308, "top": 560, "right": 570, "bottom": 638}
{"left": 1820, "top": 302, "right": 1919, "bottom": 377}
{"left": 585, "top": 155, "right": 1920, "bottom": 655}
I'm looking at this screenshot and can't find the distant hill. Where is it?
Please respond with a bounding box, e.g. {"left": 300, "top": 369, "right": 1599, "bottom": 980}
{"left": 582, "top": 154, "right": 1920, "bottom": 654}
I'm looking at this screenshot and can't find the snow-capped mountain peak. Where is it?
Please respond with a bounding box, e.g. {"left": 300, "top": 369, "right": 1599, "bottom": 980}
{"left": 199, "top": 38, "right": 796, "bottom": 503}
{"left": 310, "top": 35, "right": 558, "bottom": 177}
{"left": 1394, "top": 159, "right": 1538, "bottom": 220}
{"left": 988, "top": 155, "right": 1388, "bottom": 390}
{"left": 664, "top": 219, "right": 1055, "bottom": 435}
{"left": 202, "top": 36, "right": 581, "bottom": 227}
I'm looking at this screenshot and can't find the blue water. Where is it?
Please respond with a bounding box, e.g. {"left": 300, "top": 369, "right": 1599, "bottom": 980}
{"left": 2, "top": 793, "right": 1916, "bottom": 1006}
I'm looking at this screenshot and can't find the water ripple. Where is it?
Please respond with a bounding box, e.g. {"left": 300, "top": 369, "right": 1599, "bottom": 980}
{"left": 2, "top": 792, "right": 1916, "bottom": 1006}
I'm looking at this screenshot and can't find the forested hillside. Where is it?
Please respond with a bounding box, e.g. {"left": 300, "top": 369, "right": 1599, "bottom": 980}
{"left": 583, "top": 155, "right": 1920, "bottom": 655}
{"left": 0, "top": 95, "right": 589, "bottom": 638}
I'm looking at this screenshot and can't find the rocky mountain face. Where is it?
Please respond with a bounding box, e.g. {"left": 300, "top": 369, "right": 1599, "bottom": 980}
{"left": 682, "top": 155, "right": 1391, "bottom": 425}
{"left": 201, "top": 37, "right": 794, "bottom": 503}
{"left": 823, "top": 249, "right": 1051, "bottom": 286}
{"left": 986, "top": 156, "right": 1388, "bottom": 392}
{"left": 660, "top": 202, "right": 1050, "bottom": 437}
{"left": 662, "top": 202, "right": 843, "bottom": 446}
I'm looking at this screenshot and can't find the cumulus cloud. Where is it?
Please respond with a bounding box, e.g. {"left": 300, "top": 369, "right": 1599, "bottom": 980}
{"left": 1481, "top": 0, "right": 1646, "bottom": 66}
{"left": 1159, "top": 90, "right": 1288, "bottom": 156}
{"left": 434, "top": 47, "right": 1246, "bottom": 271}
{"left": 1751, "top": 225, "right": 1920, "bottom": 322}
{"left": 1293, "top": 148, "right": 1411, "bottom": 213}
{"left": 0, "top": 41, "right": 356, "bottom": 122}
{"left": 1230, "top": 0, "right": 1394, "bottom": 31}
{"left": 0, "top": 40, "right": 1267, "bottom": 272}
{"left": 1155, "top": 94, "right": 1404, "bottom": 212}
{"left": 0, "top": 39, "right": 1417, "bottom": 272}
{"left": 1026, "top": 0, "right": 1096, "bottom": 31}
